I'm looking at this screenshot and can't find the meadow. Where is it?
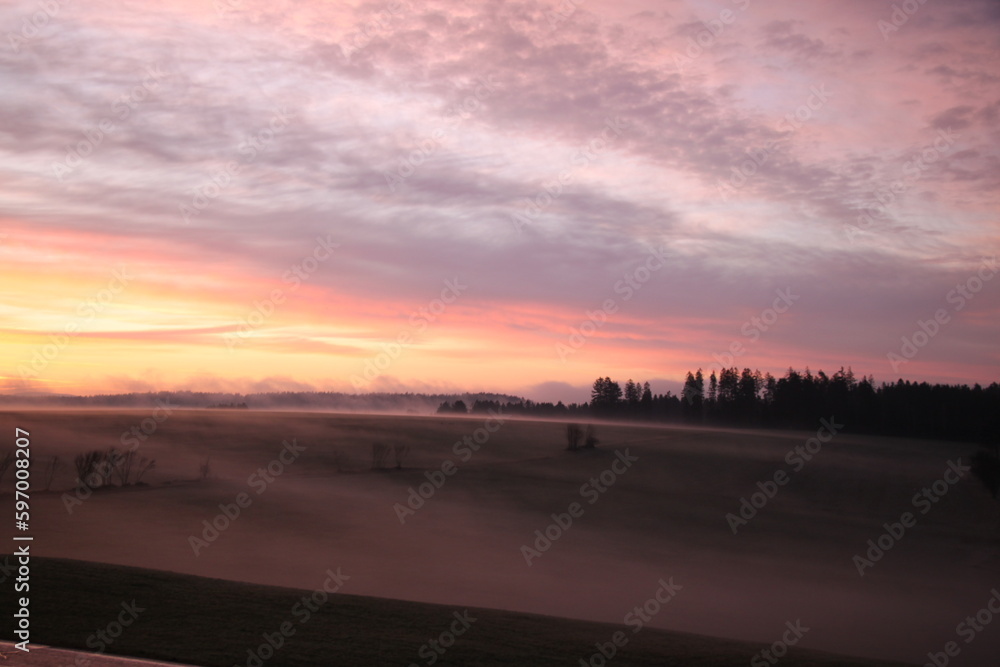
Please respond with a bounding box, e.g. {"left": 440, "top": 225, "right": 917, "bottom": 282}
{"left": 1, "top": 408, "right": 997, "bottom": 665}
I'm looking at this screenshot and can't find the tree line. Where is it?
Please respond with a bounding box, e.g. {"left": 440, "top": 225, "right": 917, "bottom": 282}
{"left": 439, "top": 367, "right": 1000, "bottom": 445}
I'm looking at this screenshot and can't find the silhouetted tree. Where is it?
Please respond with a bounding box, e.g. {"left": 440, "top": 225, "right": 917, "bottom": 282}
{"left": 624, "top": 379, "right": 640, "bottom": 407}
{"left": 681, "top": 370, "right": 704, "bottom": 422}
{"left": 591, "top": 377, "right": 622, "bottom": 416}
{"left": 515, "top": 371, "right": 997, "bottom": 445}
{"left": 640, "top": 382, "right": 653, "bottom": 418}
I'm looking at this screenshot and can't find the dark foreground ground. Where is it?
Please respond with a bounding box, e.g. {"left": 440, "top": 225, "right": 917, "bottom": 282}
{"left": 0, "top": 557, "right": 915, "bottom": 667}
{"left": 0, "top": 641, "right": 198, "bottom": 666}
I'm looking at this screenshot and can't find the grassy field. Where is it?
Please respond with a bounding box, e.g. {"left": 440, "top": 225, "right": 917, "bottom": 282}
{"left": 1, "top": 557, "right": 916, "bottom": 667}
{"left": 0, "top": 409, "right": 998, "bottom": 664}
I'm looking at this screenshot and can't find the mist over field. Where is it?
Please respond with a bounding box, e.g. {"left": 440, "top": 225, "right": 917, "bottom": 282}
{"left": 2, "top": 408, "right": 997, "bottom": 664}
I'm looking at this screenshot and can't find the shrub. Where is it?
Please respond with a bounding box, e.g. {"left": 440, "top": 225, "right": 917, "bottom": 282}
{"left": 566, "top": 424, "right": 583, "bottom": 451}
{"left": 76, "top": 448, "right": 155, "bottom": 488}
{"left": 74, "top": 450, "right": 110, "bottom": 489}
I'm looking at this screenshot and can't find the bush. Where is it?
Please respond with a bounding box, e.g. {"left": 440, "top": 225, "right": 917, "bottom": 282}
{"left": 75, "top": 450, "right": 111, "bottom": 489}
{"left": 108, "top": 448, "right": 156, "bottom": 486}
{"left": 75, "top": 449, "right": 155, "bottom": 489}
{"left": 566, "top": 424, "right": 583, "bottom": 451}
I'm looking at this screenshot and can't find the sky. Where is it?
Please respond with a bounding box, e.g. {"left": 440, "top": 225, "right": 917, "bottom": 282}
{"left": 1, "top": 0, "right": 998, "bottom": 402}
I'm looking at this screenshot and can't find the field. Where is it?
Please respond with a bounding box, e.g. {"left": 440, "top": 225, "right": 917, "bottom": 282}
{"left": 1, "top": 409, "right": 998, "bottom": 665}
{"left": 1, "top": 557, "right": 913, "bottom": 667}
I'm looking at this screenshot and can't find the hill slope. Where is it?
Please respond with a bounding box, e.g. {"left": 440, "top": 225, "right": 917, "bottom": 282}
{"left": 1, "top": 557, "right": 915, "bottom": 667}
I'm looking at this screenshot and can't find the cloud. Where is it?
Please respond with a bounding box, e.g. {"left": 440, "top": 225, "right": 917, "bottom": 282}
{"left": 1, "top": 0, "right": 998, "bottom": 395}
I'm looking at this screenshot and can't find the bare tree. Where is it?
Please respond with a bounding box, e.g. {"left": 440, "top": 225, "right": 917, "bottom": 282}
{"left": 98, "top": 457, "right": 114, "bottom": 486}
{"left": 371, "top": 443, "right": 392, "bottom": 470}
{"left": 75, "top": 450, "right": 110, "bottom": 489}
{"left": 110, "top": 448, "right": 133, "bottom": 487}
{"left": 43, "top": 456, "right": 58, "bottom": 491}
{"left": 392, "top": 444, "right": 410, "bottom": 470}
{"left": 199, "top": 456, "right": 212, "bottom": 481}
{"left": 133, "top": 455, "right": 156, "bottom": 484}
{"left": 584, "top": 424, "right": 599, "bottom": 449}
{"left": 0, "top": 451, "right": 14, "bottom": 484}
{"left": 109, "top": 449, "right": 156, "bottom": 486}
{"left": 566, "top": 424, "right": 583, "bottom": 451}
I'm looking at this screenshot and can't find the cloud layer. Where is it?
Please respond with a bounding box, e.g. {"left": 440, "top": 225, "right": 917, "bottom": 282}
{"left": 1, "top": 0, "right": 998, "bottom": 397}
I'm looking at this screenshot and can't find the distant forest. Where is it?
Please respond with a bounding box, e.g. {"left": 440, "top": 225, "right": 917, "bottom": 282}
{"left": 4, "top": 368, "right": 998, "bottom": 445}
{"left": 438, "top": 367, "right": 1000, "bottom": 445}
{"left": 0, "top": 390, "right": 523, "bottom": 415}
